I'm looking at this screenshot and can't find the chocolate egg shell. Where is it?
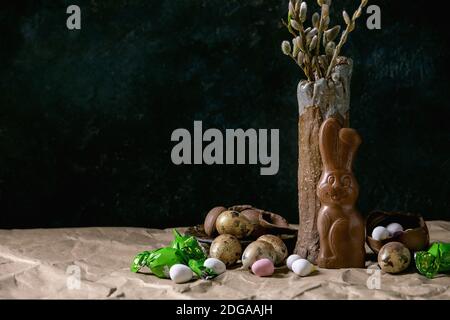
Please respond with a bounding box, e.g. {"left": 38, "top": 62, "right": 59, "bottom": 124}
{"left": 240, "top": 209, "right": 267, "bottom": 238}
{"left": 204, "top": 206, "right": 227, "bottom": 237}
{"left": 378, "top": 242, "right": 411, "bottom": 274}
{"left": 234, "top": 205, "right": 297, "bottom": 236}
{"left": 366, "top": 211, "right": 429, "bottom": 254}
{"left": 259, "top": 212, "right": 290, "bottom": 230}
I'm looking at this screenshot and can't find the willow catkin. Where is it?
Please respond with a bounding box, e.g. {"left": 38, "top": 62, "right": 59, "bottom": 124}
{"left": 325, "top": 0, "right": 370, "bottom": 77}
{"left": 293, "top": 39, "right": 301, "bottom": 57}
{"left": 297, "top": 51, "right": 305, "bottom": 65}
{"left": 321, "top": 4, "right": 329, "bottom": 18}
{"left": 291, "top": 20, "right": 302, "bottom": 31}
{"left": 300, "top": 2, "right": 308, "bottom": 22}
{"left": 309, "top": 35, "right": 318, "bottom": 51}
{"left": 343, "top": 11, "right": 351, "bottom": 26}
{"left": 295, "top": 0, "right": 301, "bottom": 12}
{"left": 325, "top": 41, "right": 336, "bottom": 57}
{"left": 296, "top": 36, "right": 305, "bottom": 51}
{"left": 282, "top": 0, "right": 369, "bottom": 81}
{"left": 289, "top": 1, "right": 295, "bottom": 17}
{"left": 322, "top": 16, "right": 330, "bottom": 30}
{"left": 319, "top": 56, "right": 328, "bottom": 70}
{"left": 307, "top": 28, "right": 318, "bottom": 39}
{"left": 312, "top": 13, "right": 320, "bottom": 28}
{"left": 325, "top": 25, "right": 341, "bottom": 42}
{"left": 282, "top": 41, "right": 292, "bottom": 56}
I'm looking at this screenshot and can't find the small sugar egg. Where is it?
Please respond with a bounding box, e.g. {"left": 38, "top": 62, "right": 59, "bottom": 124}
{"left": 204, "top": 258, "right": 226, "bottom": 275}
{"left": 286, "top": 254, "right": 302, "bottom": 271}
{"left": 169, "top": 264, "right": 193, "bottom": 284}
{"left": 251, "top": 259, "right": 275, "bottom": 277}
{"left": 386, "top": 223, "right": 404, "bottom": 235}
{"left": 292, "top": 259, "right": 316, "bottom": 277}
{"left": 372, "top": 226, "right": 390, "bottom": 241}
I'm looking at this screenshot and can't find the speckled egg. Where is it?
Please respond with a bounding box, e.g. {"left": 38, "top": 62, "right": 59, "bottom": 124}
{"left": 378, "top": 242, "right": 411, "bottom": 274}
{"left": 241, "top": 240, "right": 277, "bottom": 269}
{"left": 215, "top": 211, "right": 254, "bottom": 239}
{"left": 209, "top": 234, "right": 242, "bottom": 266}
{"left": 257, "top": 235, "right": 288, "bottom": 266}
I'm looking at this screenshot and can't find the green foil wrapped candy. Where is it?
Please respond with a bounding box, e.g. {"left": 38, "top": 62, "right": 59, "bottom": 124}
{"left": 131, "top": 229, "right": 217, "bottom": 280}
{"left": 131, "top": 247, "right": 186, "bottom": 278}
{"left": 188, "top": 259, "right": 217, "bottom": 280}
{"left": 415, "top": 242, "right": 450, "bottom": 279}
{"left": 171, "top": 229, "right": 206, "bottom": 261}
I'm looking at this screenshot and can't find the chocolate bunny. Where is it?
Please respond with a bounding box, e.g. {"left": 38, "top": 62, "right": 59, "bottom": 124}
{"left": 316, "top": 118, "right": 366, "bottom": 269}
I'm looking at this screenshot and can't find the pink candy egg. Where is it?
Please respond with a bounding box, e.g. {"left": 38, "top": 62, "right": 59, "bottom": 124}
{"left": 251, "top": 259, "right": 275, "bottom": 277}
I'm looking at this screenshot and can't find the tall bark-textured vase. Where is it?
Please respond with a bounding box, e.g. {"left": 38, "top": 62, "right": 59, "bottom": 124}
{"left": 294, "top": 57, "right": 353, "bottom": 264}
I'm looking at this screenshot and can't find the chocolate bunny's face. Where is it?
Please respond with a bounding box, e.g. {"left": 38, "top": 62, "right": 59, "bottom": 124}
{"left": 317, "top": 170, "right": 359, "bottom": 206}
{"left": 317, "top": 118, "right": 362, "bottom": 207}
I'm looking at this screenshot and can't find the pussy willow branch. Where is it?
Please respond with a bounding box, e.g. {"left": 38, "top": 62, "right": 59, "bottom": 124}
{"left": 326, "top": 0, "right": 368, "bottom": 78}
{"left": 282, "top": 0, "right": 369, "bottom": 81}
{"left": 314, "top": 4, "right": 329, "bottom": 78}
{"left": 282, "top": 19, "right": 312, "bottom": 81}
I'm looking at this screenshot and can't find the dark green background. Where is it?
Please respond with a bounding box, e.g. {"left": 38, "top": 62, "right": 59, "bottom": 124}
{"left": 1, "top": 0, "right": 449, "bottom": 229}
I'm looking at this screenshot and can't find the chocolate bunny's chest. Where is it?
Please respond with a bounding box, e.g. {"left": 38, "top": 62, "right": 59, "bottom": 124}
{"left": 325, "top": 208, "right": 364, "bottom": 239}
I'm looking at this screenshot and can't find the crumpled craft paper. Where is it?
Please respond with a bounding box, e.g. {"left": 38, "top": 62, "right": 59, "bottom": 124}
{"left": 1, "top": 221, "right": 449, "bottom": 299}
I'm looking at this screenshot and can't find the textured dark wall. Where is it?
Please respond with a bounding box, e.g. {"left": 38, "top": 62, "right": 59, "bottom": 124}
{"left": 0, "top": 0, "right": 449, "bottom": 229}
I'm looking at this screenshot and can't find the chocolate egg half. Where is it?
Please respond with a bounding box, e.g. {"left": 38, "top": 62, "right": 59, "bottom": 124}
{"left": 204, "top": 206, "right": 227, "bottom": 237}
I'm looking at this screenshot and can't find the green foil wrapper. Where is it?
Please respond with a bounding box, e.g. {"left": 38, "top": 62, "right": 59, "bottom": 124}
{"left": 415, "top": 242, "right": 450, "bottom": 279}
{"left": 188, "top": 259, "right": 217, "bottom": 280}
{"left": 131, "top": 247, "right": 186, "bottom": 278}
{"left": 131, "top": 229, "right": 217, "bottom": 280}
{"left": 171, "top": 229, "right": 206, "bottom": 261}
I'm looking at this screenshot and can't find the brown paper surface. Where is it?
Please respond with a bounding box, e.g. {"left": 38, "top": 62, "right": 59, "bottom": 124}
{"left": 1, "top": 221, "right": 449, "bottom": 299}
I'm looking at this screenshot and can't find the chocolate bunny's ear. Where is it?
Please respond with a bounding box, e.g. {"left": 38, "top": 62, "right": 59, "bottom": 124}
{"left": 319, "top": 118, "right": 341, "bottom": 171}
{"left": 338, "top": 128, "right": 362, "bottom": 171}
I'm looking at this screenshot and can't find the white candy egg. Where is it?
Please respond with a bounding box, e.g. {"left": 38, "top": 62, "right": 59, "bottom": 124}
{"left": 169, "top": 264, "right": 193, "bottom": 284}
{"left": 371, "top": 226, "right": 390, "bottom": 241}
{"left": 292, "top": 259, "right": 316, "bottom": 277}
{"left": 286, "top": 254, "right": 302, "bottom": 271}
{"left": 204, "top": 258, "right": 226, "bottom": 275}
{"left": 386, "top": 223, "right": 404, "bottom": 235}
